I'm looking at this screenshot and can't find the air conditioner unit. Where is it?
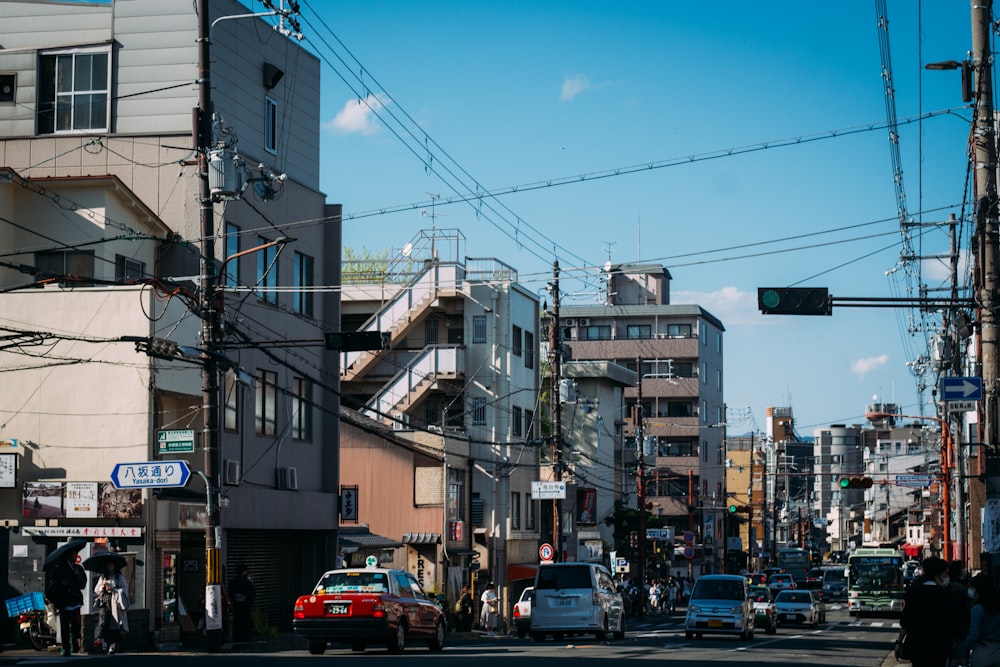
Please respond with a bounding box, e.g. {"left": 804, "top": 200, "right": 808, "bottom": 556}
{"left": 563, "top": 319, "right": 576, "bottom": 326}
{"left": 276, "top": 466, "right": 298, "bottom": 490}
{"left": 579, "top": 318, "right": 590, "bottom": 326}
{"left": 223, "top": 459, "right": 241, "bottom": 486}
{"left": 391, "top": 411, "right": 410, "bottom": 430}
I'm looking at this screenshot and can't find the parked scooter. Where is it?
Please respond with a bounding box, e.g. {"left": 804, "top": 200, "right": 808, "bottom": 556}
{"left": 17, "top": 604, "right": 57, "bottom": 650}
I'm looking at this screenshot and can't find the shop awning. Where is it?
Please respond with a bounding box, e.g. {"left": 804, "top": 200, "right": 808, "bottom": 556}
{"left": 339, "top": 526, "right": 403, "bottom": 553}
{"left": 508, "top": 563, "right": 538, "bottom": 581}
{"left": 402, "top": 532, "right": 441, "bottom": 544}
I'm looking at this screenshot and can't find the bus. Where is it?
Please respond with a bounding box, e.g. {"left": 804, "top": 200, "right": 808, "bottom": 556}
{"left": 846, "top": 547, "right": 904, "bottom": 616}
{"left": 776, "top": 548, "right": 811, "bottom": 584}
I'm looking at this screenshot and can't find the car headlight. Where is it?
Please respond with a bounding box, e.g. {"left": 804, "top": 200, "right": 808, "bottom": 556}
{"left": 729, "top": 605, "right": 743, "bottom": 614}
{"left": 688, "top": 604, "right": 701, "bottom": 613}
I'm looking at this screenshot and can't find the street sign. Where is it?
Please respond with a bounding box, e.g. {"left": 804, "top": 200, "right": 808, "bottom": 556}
{"left": 157, "top": 429, "right": 195, "bottom": 454}
{"left": 941, "top": 376, "right": 983, "bottom": 401}
{"left": 645, "top": 528, "right": 674, "bottom": 541}
{"left": 539, "top": 543, "right": 555, "bottom": 561}
{"left": 110, "top": 460, "right": 191, "bottom": 489}
{"left": 948, "top": 400, "right": 976, "bottom": 413}
{"left": 895, "top": 474, "right": 934, "bottom": 488}
{"left": 531, "top": 481, "right": 566, "bottom": 499}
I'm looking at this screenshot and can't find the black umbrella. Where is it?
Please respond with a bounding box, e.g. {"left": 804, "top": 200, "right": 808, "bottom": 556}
{"left": 42, "top": 538, "right": 87, "bottom": 571}
{"left": 82, "top": 552, "right": 128, "bottom": 574}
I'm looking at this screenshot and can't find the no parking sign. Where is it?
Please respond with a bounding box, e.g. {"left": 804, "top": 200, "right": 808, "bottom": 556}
{"left": 539, "top": 543, "right": 554, "bottom": 561}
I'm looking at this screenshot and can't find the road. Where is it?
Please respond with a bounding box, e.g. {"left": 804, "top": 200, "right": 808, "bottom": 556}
{"left": 0, "top": 601, "right": 898, "bottom": 666}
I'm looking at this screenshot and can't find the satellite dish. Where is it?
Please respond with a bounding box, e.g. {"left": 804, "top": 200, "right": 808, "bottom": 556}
{"left": 402, "top": 242, "right": 413, "bottom": 257}
{"left": 604, "top": 261, "right": 612, "bottom": 272}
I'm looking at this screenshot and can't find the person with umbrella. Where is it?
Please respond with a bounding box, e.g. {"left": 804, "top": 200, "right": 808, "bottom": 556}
{"left": 43, "top": 539, "right": 87, "bottom": 657}
{"left": 88, "top": 553, "right": 129, "bottom": 654}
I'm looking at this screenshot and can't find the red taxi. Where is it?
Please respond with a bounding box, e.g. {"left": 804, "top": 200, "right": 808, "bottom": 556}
{"left": 292, "top": 567, "right": 446, "bottom": 654}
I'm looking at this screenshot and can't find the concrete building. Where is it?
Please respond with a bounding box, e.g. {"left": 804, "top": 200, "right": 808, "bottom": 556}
{"left": 0, "top": 0, "right": 339, "bottom": 640}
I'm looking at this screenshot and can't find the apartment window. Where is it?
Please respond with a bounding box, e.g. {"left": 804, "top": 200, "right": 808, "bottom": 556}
{"left": 255, "top": 369, "right": 277, "bottom": 435}
{"left": 265, "top": 97, "right": 278, "bottom": 154}
{"left": 256, "top": 237, "right": 278, "bottom": 304}
{"left": 701, "top": 361, "right": 708, "bottom": 384}
{"left": 425, "top": 318, "right": 439, "bottom": 345}
{"left": 293, "top": 252, "right": 314, "bottom": 316}
{"left": 38, "top": 46, "right": 110, "bottom": 134}
{"left": 447, "top": 469, "right": 464, "bottom": 522}
{"left": 524, "top": 331, "right": 534, "bottom": 369}
{"left": 224, "top": 370, "right": 239, "bottom": 431}
{"left": 472, "top": 397, "right": 487, "bottom": 424}
{"left": 115, "top": 255, "right": 144, "bottom": 281}
{"left": 579, "top": 325, "right": 611, "bottom": 341}
{"left": 510, "top": 492, "right": 521, "bottom": 530}
{"left": 626, "top": 324, "right": 652, "bottom": 339}
{"left": 473, "top": 315, "right": 487, "bottom": 343}
{"left": 512, "top": 406, "right": 523, "bottom": 437}
{"left": 667, "top": 323, "right": 692, "bottom": 338}
{"left": 525, "top": 494, "right": 536, "bottom": 530}
{"left": 524, "top": 409, "right": 535, "bottom": 439}
{"left": 512, "top": 325, "right": 523, "bottom": 356}
{"left": 292, "top": 376, "right": 313, "bottom": 441}
{"left": 225, "top": 223, "right": 241, "bottom": 288}
{"left": 36, "top": 250, "right": 94, "bottom": 285}
{"left": 702, "top": 439, "right": 708, "bottom": 461}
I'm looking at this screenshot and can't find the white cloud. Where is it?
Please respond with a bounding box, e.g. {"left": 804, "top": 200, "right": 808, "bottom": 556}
{"left": 851, "top": 353, "right": 889, "bottom": 378}
{"left": 921, "top": 247, "right": 972, "bottom": 282}
{"left": 672, "top": 286, "right": 760, "bottom": 326}
{"left": 561, "top": 74, "right": 591, "bottom": 101}
{"left": 325, "top": 94, "right": 387, "bottom": 135}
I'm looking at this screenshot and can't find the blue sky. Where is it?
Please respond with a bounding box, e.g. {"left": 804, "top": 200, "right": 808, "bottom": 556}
{"left": 292, "top": 1, "right": 973, "bottom": 435}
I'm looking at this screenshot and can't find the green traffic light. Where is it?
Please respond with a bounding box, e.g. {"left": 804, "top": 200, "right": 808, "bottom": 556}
{"left": 728, "top": 504, "right": 738, "bottom": 513}
{"left": 839, "top": 477, "right": 850, "bottom": 488}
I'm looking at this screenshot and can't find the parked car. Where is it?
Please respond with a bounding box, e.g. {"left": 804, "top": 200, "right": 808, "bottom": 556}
{"left": 513, "top": 587, "right": 534, "bottom": 638}
{"left": 767, "top": 573, "right": 796, "bottom": 596}
{"left": 773, "top": 589, "right": 822, "bottom": 628}
{"left": 749, "top": 585, "right": 777, "bottom": 634}
{"left": 684, "top": 574, "right": 754, "bottom": 640}
{"left": 292, "top": 567, "right": 446, "bottom": 654}
{"left": 821, "top": 566, "right": 847, "bottom": 600}
{"left": 530, "top": 562, "right": 625, "bottom": 642}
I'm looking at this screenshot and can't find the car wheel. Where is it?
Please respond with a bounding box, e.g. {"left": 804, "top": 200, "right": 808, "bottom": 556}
{"left": 308, "top": 640, "right": 327, "bottom": 655}
{"left": 428, "top": 621, "right": 445, "bottom": 651}
{"left": 613, "top": 613, "right": 626, "bottom": 640}
{"left": 532, "top": 632, "right": 545, "bottom": 643}
{"left": 685, "top": 631, "right": 693, "bottom": 640}
{"left": 387, "top": 622, "right": 407, "bottom": 654}
{"left": 351, "top": 642, "right": 366, "bottom": 652}
{"left": 595, "top": 616, "right": 608, "bottom": 641}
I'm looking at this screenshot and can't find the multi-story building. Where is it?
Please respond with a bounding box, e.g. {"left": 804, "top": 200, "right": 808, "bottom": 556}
{"left": 0, "top": 0, "right": 339, "bottom": 640}
{"left": 559, "top": 262, "right": 725, "bottom": 575}
{"left": 338, "top": 228, "right": 540, "bottom": 615}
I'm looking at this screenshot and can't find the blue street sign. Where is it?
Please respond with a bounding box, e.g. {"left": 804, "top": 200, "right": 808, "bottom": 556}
{"left": 111, "top": 460, "right": 191, "bottom": 489}
{"left": 941, "top": 376, "right": 983, "bottom": 401}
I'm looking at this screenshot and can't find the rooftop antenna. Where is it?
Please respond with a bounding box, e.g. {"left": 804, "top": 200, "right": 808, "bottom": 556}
{"left": 637, "top": 213, "right": 641, "bottom": 262}
{"left": 421, "top": 192, "right": 445, "bottom": 259}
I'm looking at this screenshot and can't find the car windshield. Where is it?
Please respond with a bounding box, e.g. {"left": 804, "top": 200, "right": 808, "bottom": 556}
{"left": 777, "top": 592, "right": 812, "bottom": 603}
{"left": 536, "top": 565, "right": 592, "bottom": 590}
{"left": 317, "top": 571, "right": 389, "bottom": 594}
{"left": 824, "top": 569, "right": 846, "bottom": 583}
{"left": 751, "top": 589, "right": 771, "bottom": 602}
{"left": 692, "top": 579, "right": 744, "bottom": 601}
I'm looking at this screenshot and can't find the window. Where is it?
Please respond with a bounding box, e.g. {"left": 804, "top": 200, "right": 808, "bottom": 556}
{"left": 524, "top": 409, "right": 534, "bottom": 439}
{"left": 256, "top": 237, "right": 278, "bottom": 304}
{"left": 115, "top": 255, "right": 144, "bottom": 281}
{"left": 38, "top": 46, "right": 110, "bottom": 134}
{"left": 666, "top": 323, "right": 692, "bottom": 338}
{"left": 292, "top": 376, "right": 312, "bottom": 441}
{"left": 293, "top": 252, "right": 314, "bottom": 316}
{"left": 425, "top": 318, "right": 439, "bottom": 345}
{"left": 447, "top": 469, "right": 464, "bottom": 522}
{"left": 524, "top": 331, "right": 534, "bottom": 369}
{"left": 525, "top": 494, "right": 536, "bottom": 530}
{"left": 224, "top": 370, "right": 239, "bottom": 431}
{"left": 265, "top": 97, "right": 278, "bottom": 154}
{"left": 473, "top": 315, "right": 487, "bottom": 343}
{"left": 512, "top": 406, "right": 523, "bottom": 437}
{"left": 512, "top": 325, "right": 522, "bottom": 356}
{"left": 472, "top": 397, "right": 487, "bottom": 424}
{"left": 255, "top": 369, "right": 277, "bottom": 435}
{"left": 626, "top": 324, "right": 651, "bottom": 339}
{"left": 510, "top": 492, "right": 521, "bottom": 530}
{"left": 36, "top": 250, "right": 94, "bottom": 285}
{"left": 579, "top": 325, "right": 611, "bottom": 341}
{"left": 224, "top": 223, "right": 241, "bottom": 287}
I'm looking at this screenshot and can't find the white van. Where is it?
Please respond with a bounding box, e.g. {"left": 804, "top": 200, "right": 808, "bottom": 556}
{"left": 529, "top": 562, "right": 625, "bottom": 642}
{"left": 684, "top": 574, "right": 754, "bottom": 640}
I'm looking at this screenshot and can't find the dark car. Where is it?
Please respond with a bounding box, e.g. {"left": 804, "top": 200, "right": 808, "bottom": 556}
{"left": 803, "top": 568, "right": 824, "bottom": 590}
{"left": 292, "top": 567, "right": 446, "bottom": 654}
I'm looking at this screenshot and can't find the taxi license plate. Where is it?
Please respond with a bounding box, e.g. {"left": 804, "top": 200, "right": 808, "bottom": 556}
{"left": 707, "top": 619, "right": 723, "bottom": 628}
{"left": 326, "top": 603, "right": 349, "bottom": 615}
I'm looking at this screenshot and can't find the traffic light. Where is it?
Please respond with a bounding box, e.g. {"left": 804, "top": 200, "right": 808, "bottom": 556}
{"left": 728, "top": 505, "right": 750, "bottom": 513}
{"left": 838, "top": 476, "right": 873, "bottom": 489}
{"left": 757, "top": 287, "right": 832, "bottom": 316}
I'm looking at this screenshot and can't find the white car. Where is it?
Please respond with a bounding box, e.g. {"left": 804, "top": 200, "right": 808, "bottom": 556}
{"left": 530, "top": 562, "right": 625, "bottom": 642}
{"left": 773, "top": 589, "right": 822, "bottom": 627}
{"left": 513, "top": 587, "right": 534, "bottom": 638}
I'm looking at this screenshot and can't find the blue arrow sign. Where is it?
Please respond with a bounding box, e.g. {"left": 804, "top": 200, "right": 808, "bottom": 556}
{"left": 111, "top": 460, "right": 191, "bottom": 489}
{"left": 941, "top": 376, "right": 983, "bottom": 401}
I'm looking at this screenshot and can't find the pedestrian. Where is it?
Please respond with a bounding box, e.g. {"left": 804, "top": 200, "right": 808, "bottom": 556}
{"left": 896, "top": 557, "right": 961, "bottom": 667}
{"left": 666, "top": 577, "right": 679, "bottom": 614}
{"left": 459, "top": 585, "right": 474, "bottom": 632}
{"left": 228, "top": 563, "right": 256, "bottom": 643}
{"left": 480, "top": 582, "right": 498, "bottom": 636}
{"left": 953, "top": 573, "right": 1000, "bottom": 667}
{"left": 949, "top": 560, "right": 972, "bottom": 643}
{"left": 45, "top": 551, "right": 87, "bottom": 656}
{"left": 93, "top": 559, "right": 129, "bottom": 654}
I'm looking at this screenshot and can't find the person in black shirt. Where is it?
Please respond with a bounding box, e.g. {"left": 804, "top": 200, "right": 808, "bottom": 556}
{"left": 898, "top": 557, "right": 961, "bottom": 667}
{"left": 45, "top": 554, "right": 87, "bottom": 656}
{"left": 228, "top": 563, "right": 256, "bottom": 643}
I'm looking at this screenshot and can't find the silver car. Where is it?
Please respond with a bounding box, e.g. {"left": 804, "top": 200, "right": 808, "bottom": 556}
{"left": 530, "top": 563, "right": 625, "bottom": 642}
{"left": 685, "top": 574, "right": 754, "bottom": 640}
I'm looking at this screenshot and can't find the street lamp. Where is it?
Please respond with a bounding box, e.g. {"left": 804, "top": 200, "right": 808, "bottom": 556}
{"left": 925, "top": 59, "right": 973, "bottom": 102}
{"left": 866, "top": 411, "right": 953, "bottom": 558}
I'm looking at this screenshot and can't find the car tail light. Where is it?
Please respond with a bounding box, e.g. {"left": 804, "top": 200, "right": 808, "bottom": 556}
{"left": 513, "top": 606, "right": 521, "bottom": 619}
{"left": 293, "top": 602, "right": 304, "bottom": 619}
{"left": 373, "top": 603, "right": 386, "bottom": 619}
{"left": 592, "top": 592, "right": 600, "bottom": 606}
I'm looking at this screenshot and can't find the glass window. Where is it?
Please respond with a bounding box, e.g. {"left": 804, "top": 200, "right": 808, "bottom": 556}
{"left": 524, "top": 409, "right": 534, "bottom": 439}
{"left": 580, "top": 325, "right": 611, "bottom": 341}
{"left": 292, "top": 376, "right": 312, "bottom": 441}
{"left": 666, "top": 323, "right": 691, "bottom": 338}
{"left": 255, "top": 369, "right": 277, "bottom": 435}
{"left": 447, "top": 468, "right": 464, "bottom": 522}
{"left": 512, "top": 406, "right": 523, "bottom": 437}
{"left": 115, "top": 255, "right": 144, "bottom": 281}
{"left": 626, "top": 324, "right": 651, "bottom": 339}
{"left": 224, "top": 370, "right": 239, "bottom": 431}
{"left": 36, "top": 250, "right": 95, "bottom": 286}
{"left": 425, "top": 318, "right": 439, "bottom": 345}
{"left": 473, "top": 315, "right": 487, "bottom": 343}
{"left": 512, "top": 325, "right": 522, "bottom": 356}
{"left": 256, "top": 237, "right": 278, "bottom": 304}
{"left": 293, "top": 252, "right": 314, "bottom": 316}
{"left": 38, "top": 47, "right": 109, "bottom": 134}
{"left": 265, "top": 97, "right": 278, "bottom": 154}
{"left": 472, "top": 397, "right": 487, "bottom": 424}
{"left": 525, "top": 494, "right": 536, "bottom": 530}
{"left": 510, "top": 492, "right": 521, "bottom": 530}
{"left": 224, "top": 223, "right": 240, "bottom": 288}
{"left": 524, "top": 331, "right": 534, "bottom": 369}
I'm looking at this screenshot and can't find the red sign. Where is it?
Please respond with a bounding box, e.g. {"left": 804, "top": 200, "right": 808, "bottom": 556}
{"left": 448, "top": 520, "right": 463, "bottom": 541}
{"left": 539, "top": 543, "right": 554, "bottom": 561}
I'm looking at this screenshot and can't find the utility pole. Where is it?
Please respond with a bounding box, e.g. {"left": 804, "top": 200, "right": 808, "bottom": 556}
{"left": 549, "top": 261, "right": 563, "bottom": 559}
{"left": 635, "top": 369, "right": 646, "bottom": 594}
